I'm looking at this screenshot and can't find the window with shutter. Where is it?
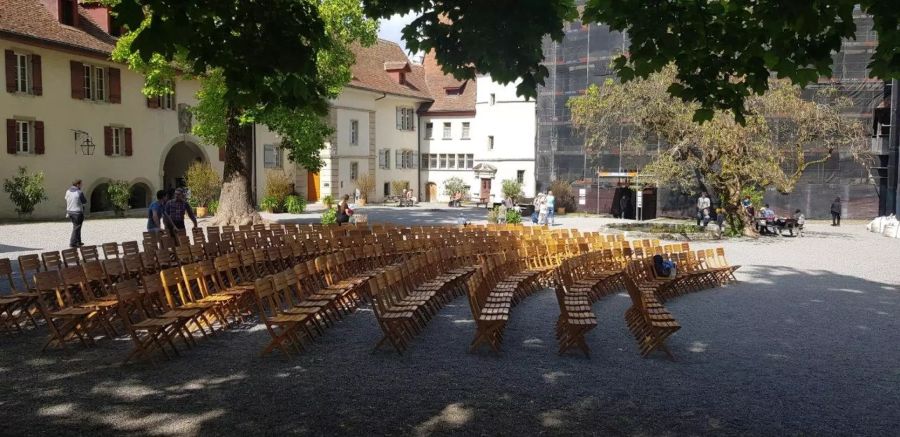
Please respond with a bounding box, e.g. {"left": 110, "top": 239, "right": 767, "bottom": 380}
{"left": 378, "top": 149, "right": 385, "bottom": 169}
{"left": 30, "top": 55, "right": 41, "bottom": 95}
{"left": 104, "top": 126, "right": 113, "bottom": 156}
{"left": 395, "top": 150, "right": 402, "bottom": 169}
{"left": 4, "top": 50, "right": 15, "bottom": 93}
{"left": 7, "top": 119, "right": 17, "bottom": 154}
{"left": 69, "top": 60, "right": 84, "bottom": 99}
{"left": 124, "top": 128, "right": 133, "bottom": 156}
{"left": 108, "top": 68, "right": 121, "bottom": 103}
{"left": 33, "top": 121, "right": 44, "bottom": 155}
{"left": 385, "top": 149, "right": 391, "bottom": 169}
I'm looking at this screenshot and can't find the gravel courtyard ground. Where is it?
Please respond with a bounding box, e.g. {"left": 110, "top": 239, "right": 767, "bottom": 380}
{"left": 1, "top": 207, "right": 898, "bottom": 436}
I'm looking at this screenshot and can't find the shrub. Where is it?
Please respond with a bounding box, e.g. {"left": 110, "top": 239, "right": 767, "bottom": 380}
{"left": 184, "top": 161, "right": 221, "bottom": 207}
{"left": 284, "top": 194, "right": 306, "bottom": 214}
{"left": 505, "top": 209, "right": 522, "bottom": 224}
{"left": 487, "top": 207, "right": 500, "bottom": 223}
{"left": 391, "top": 180, "right": 410, "bottom": 196}
{"left": 320, "top": 207, "right": 337, "bottom": 225}
{"left": 259, "top": 195, "right": 280, "bottom": 212}
{"left": 443, "top": 176, "right": 467, "bottom": 197}
{"left": 549, "top": 180, "right": 576, "bottom": 212}
{"left": 354, "top": 173, "right": 376, "bottom": 201}
{"left": 322, "top": 194, "right": 335, "bottom": 209}
{"left": 501, "top": 179, "right": 523, "bottom": 203}
{"left": 3, "top": 167, "right": 47, "bottom": 217}
{"left": 265, "top": 171, "right": 293, "bottom": 206}
{"left": 208, "top": 199, "right": 219, "bottom": 215}
{"left": 107, "top": 180, "right": 132, "bottom": 216}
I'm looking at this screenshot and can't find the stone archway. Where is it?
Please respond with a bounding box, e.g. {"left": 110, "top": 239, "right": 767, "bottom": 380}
{"left": 129, "top": 182, "right": 152, "bottom": 209}
{"left": 162, "top": 141, "right": 206, "bottom": 190}
{"left": 89, "top": 182, "right": 111, "bottom": 213}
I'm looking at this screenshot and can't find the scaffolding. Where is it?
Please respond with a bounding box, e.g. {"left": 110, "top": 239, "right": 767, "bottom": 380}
{"left": 535, "top": 4, "right": 885, "bottom": 218}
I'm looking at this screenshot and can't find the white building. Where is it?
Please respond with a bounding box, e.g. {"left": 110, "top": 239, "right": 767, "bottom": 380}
{"left": 418, "top": 53, "right": 536, "bottom": 203}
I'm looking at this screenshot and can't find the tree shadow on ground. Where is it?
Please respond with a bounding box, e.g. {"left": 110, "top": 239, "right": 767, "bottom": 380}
{"left": 1, "top": 265, "right": 898, "bottom": 435}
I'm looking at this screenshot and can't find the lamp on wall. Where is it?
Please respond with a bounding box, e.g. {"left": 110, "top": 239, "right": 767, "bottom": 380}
{"left": 70, "top": 129, "right": 96, "bottom": 155}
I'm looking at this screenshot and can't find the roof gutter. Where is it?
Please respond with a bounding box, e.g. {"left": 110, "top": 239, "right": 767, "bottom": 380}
{"left": 374, "top": 92, "right": 387, "bottom": 101}
{"left": 0, "top": 30, "right": 112, "bottom": 60}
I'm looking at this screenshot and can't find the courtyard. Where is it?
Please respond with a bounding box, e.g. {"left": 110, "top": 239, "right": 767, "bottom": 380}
{"left": 0, "top": 208, "right": 898, "bottom": 436}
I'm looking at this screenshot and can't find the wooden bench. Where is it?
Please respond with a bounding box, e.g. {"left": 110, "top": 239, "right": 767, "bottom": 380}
{"left": 474, "top": 197, "right": 489, "bottom": 208}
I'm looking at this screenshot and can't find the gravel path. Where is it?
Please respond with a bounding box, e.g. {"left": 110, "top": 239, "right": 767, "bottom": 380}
{"left": 1, "top": 214, "right": 898, "bottom": 436}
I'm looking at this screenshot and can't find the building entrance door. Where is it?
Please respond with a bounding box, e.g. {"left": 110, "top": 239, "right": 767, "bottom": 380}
{"left": 307, "top": 172, "right": 320, "bottom": 202}
{"left": 426, "top": 182, "right": 437, "bottom": 202}
{"left": 480, "top": 178, "right": 491, "bottom": 201}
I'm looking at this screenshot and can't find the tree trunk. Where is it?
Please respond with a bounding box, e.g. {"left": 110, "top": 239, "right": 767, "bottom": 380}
{"left": 208, "top": 105, "right": 262, "bottom": 226}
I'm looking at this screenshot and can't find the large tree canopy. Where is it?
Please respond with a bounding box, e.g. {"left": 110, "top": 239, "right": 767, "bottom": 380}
{"left": 367, "top": 1, "right": 898, "bottom": 122}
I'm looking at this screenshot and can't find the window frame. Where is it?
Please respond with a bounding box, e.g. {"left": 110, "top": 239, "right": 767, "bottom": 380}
{"left": 461, "top": 122, "right": 470, "bottom": 140}
{"left": 93, "top": 66, "right": 105, "bottom": 101}
{"left": 438, "top": 153, "right": 447, "bottom": 169}
{"left": 429, "top": 154, "right": 437, "bottom": 169}
{"left": 488, "top": 135, "right": 494, "bottom": 150}
{"left": 15, "top": 120, "right": 32, "bottom": 154}
{"left": 82, "top": 64, "right": 107, "bottom": 102}
{"left": 263, "top": 143, "right": 282, "bottom": 169}
{"left": 396, "top": 107, "right": 415, "bottom": 131}
{"left": 447, "top": 153, "right": 456, "bottom": 169}
{"left": 350, "top": 161, "right": 359, "bottom": 180}
{"left": 517, "top": 170, "right": 525, "bottom": 184}
{"left": 14, "top": 53, "right": 30, "bottom": 94}
{"left": 425, "top": 122, "right": 433, "bottom": 139}
{"left": 490, "top": 93, "right": 496, "bottom": 105}
{"left": 350, "top": 119, "right": 359, "bottom": 146}
{"left": 466, "top": 154, "right": 474, "bottom": 169}
{"left": 442, "top": 122, "right": 451, "bottom": 140}
{"left": 111, "top": 126, "right": 123, "bottom": 156}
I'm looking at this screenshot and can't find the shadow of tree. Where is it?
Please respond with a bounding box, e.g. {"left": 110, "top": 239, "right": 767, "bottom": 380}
{"left": 1, "top": 265, "right": 898, "bottom": 435}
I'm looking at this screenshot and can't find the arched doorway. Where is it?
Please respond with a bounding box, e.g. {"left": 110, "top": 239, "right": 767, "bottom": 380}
{"left": 90, "top": 182, "right": 111, "bottom": 212}
{"left": 163, "top": 141, "right": 206, "bottom": 190}
{"left": 129, "top": 182, "right": 152, "bottom": 209}
{"left": 426, "top": 182, "right": 437, "bottom": 202}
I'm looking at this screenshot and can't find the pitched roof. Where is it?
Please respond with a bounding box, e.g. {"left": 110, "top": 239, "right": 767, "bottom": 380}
{"left": 418, "top": 50, "right": 476, "bottom": 114}
{"left": 0, "top": 0, "right": 116, "bottom": 57}
{"left": 348, "top": 39, "right": 431, "bottom": 101}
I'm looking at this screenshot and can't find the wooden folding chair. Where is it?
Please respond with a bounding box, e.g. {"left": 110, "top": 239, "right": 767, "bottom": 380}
{"left": 0, "top": 258, "right": 40, "bottom": 332}
{"left": 115, "top": 279, "right": 182, "bottom": 365}
{"left": 33, "top": 270, "right": 99, "bottom": 351}
{"left": 252, "top": 277, "right": 309, "bottom": 358}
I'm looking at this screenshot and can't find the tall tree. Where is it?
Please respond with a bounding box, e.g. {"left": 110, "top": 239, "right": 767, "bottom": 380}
{"left": 568, "top": 66, "right": 868, "bottom": 235}
{"left": 109, "top": 0, "right": 375, "bottom": 225}
{"left": 367, "top": 1, "right": 897, "bottom": 121}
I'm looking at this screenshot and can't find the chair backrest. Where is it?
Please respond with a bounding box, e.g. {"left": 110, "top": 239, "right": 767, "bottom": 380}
{"left": 159, "top": 267, "right": 186, "bottom": 308}
{"left": 41, "top": 251, "right": 63, "bottom": 271}
{"left": 34, "top": 270, "right": 66, "bottom": 308}
{"left": 18, "top": 254, "right": 42, "bottom": 290}
{"left": 121, "top": 241, "right": 140, "bottom": 256}
{"left": 102, "top": 242, "right": 120, "bottom": 259}
{"left": 61, "top": 248, "right": 81, "bottom": 267}
{"left": 80, "top": 245, "right": 100, "bottom": 262}
{"left": 0, "top": 258, "right": 18, "bottom": 292}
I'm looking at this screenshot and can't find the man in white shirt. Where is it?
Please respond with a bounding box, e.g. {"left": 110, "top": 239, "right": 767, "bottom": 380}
{"left": 696, "top": 192, "right": 711, "bottom": 225}
{"left": 65, "top": 179, "right": 87, "bottom": 247}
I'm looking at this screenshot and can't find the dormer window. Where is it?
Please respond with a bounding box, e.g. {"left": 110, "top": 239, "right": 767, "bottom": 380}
{"left": 384, "top": 61, "right": 412, "bottom": 85}
{"left": 445, "top": 87, "right": 462, "bottom": 96}
{"left": 59, "top": 0, "right": 78, "bottom": 27}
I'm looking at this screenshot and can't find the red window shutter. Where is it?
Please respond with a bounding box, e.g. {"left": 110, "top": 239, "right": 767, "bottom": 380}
{"left": 6, "top": 119, "right": 15, "bottom": 154}
{"left": 108, "top": 67, "right": 121, "bottom": 103}
{"left": 146, "top": 96, "right": 159, "bottom": 108}
{"left": 70, "top": 60, "right": 84, "bottom": 99}
{"left": 30, "top": 55, "right": 42, "bottom": 95}
{"left": 34, "top": 121, "right": 44, "bottom": 154}
{"left": 124, "top": 127, "right": 133, "bottom": 156}
{"left": 4, "top": 50, "right": 15, "bottom": 93}
{"left": 104, "top": 126, "right": 113, "bottom": 156}
{"left": 218, "top": 147, "right": 225, "bottom": 161}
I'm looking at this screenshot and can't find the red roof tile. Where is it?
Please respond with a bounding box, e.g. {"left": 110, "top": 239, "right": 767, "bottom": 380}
{"left": 0, "top": 0, "right": 116, "bottom": 57}
{"left": 418, "top": 50, "right": 476, "bottom": 114}
{"left": 348, "top": 39, "right": 431, "bottom": 101}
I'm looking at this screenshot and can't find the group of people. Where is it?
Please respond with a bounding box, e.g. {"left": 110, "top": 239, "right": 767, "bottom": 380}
{"left": 531, "top": 191, "right": 556, "bottom": 225}
{"left": 399, "top": 188, "right": 418, "bottom": 207}
{"left": 147, "top": 188, "right": 199, "bottom": 234}
{"left": 64, "top": 181, "right": 198, "bottom": 248}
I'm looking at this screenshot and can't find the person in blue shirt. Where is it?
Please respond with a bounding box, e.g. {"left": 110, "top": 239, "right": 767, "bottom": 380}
{"left": 147, "top": 190, "right": 171, "bottom": 233}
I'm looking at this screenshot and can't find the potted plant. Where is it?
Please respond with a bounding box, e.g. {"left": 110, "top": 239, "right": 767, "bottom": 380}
{"left": 322, "top": 194, "right": 335, "bottom": 209}
{"left": 354, "top": 173, "right": 375, "bottom": 206}
{"left": 260, "top": 195, "right": 280, "bottom": 213}
{"left": 265, "top": 171, "right": 293, "bottom": 213}
{"left": 185, "top": 161, "right": 221, "bottom": 217}
{"left": 284, "top": 194, "right": 306, "bottom": 214}
{"left": 3, "top": 167, "right": 48, "bottom": 218}
{"left": 549, "top": 180, "right": 575, "bottom": 215}
{"left": 107, "top": 180, "right": 132, "bottom": 217}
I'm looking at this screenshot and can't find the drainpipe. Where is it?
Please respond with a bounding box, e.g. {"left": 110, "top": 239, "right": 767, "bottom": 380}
{"left": 889, "top": 79, "right": 899, "bottom": 215}
{"left": 251, "top": 124, "right": 258, "bottom": 206}
{"left": 416, "top": 109, "right": 422, "bottom": 198}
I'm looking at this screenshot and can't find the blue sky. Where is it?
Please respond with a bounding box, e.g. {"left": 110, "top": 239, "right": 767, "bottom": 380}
{"left": 377, "top": 13, "right": 416, "bottom": 53}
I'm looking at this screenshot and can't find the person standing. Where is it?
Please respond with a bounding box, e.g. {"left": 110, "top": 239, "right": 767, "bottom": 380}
{"left": 65, "top": 180, "right": 87, "bottom": 248}
{"left": 831, "top": 197, "right": 842, "bottom": 226}
{"left": 538, "top": 195, "right": 549, "bottom": 225}
{"left": 546, "top": 190, "right": 556, "bottom": 226}
{"left": 619, "top": 192, "right": 630, "bottom": 219}
{"left": 696, "top": 192, "right": 711, "bottom": 225}
{"left": 163, "top": 188, "right": 198, "bottom": 231}
{"left": 741, "top": 195, "right": 755, "bottom": 219}
{"left": 147, "top": 190, "right": 169, "bottom": 233}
